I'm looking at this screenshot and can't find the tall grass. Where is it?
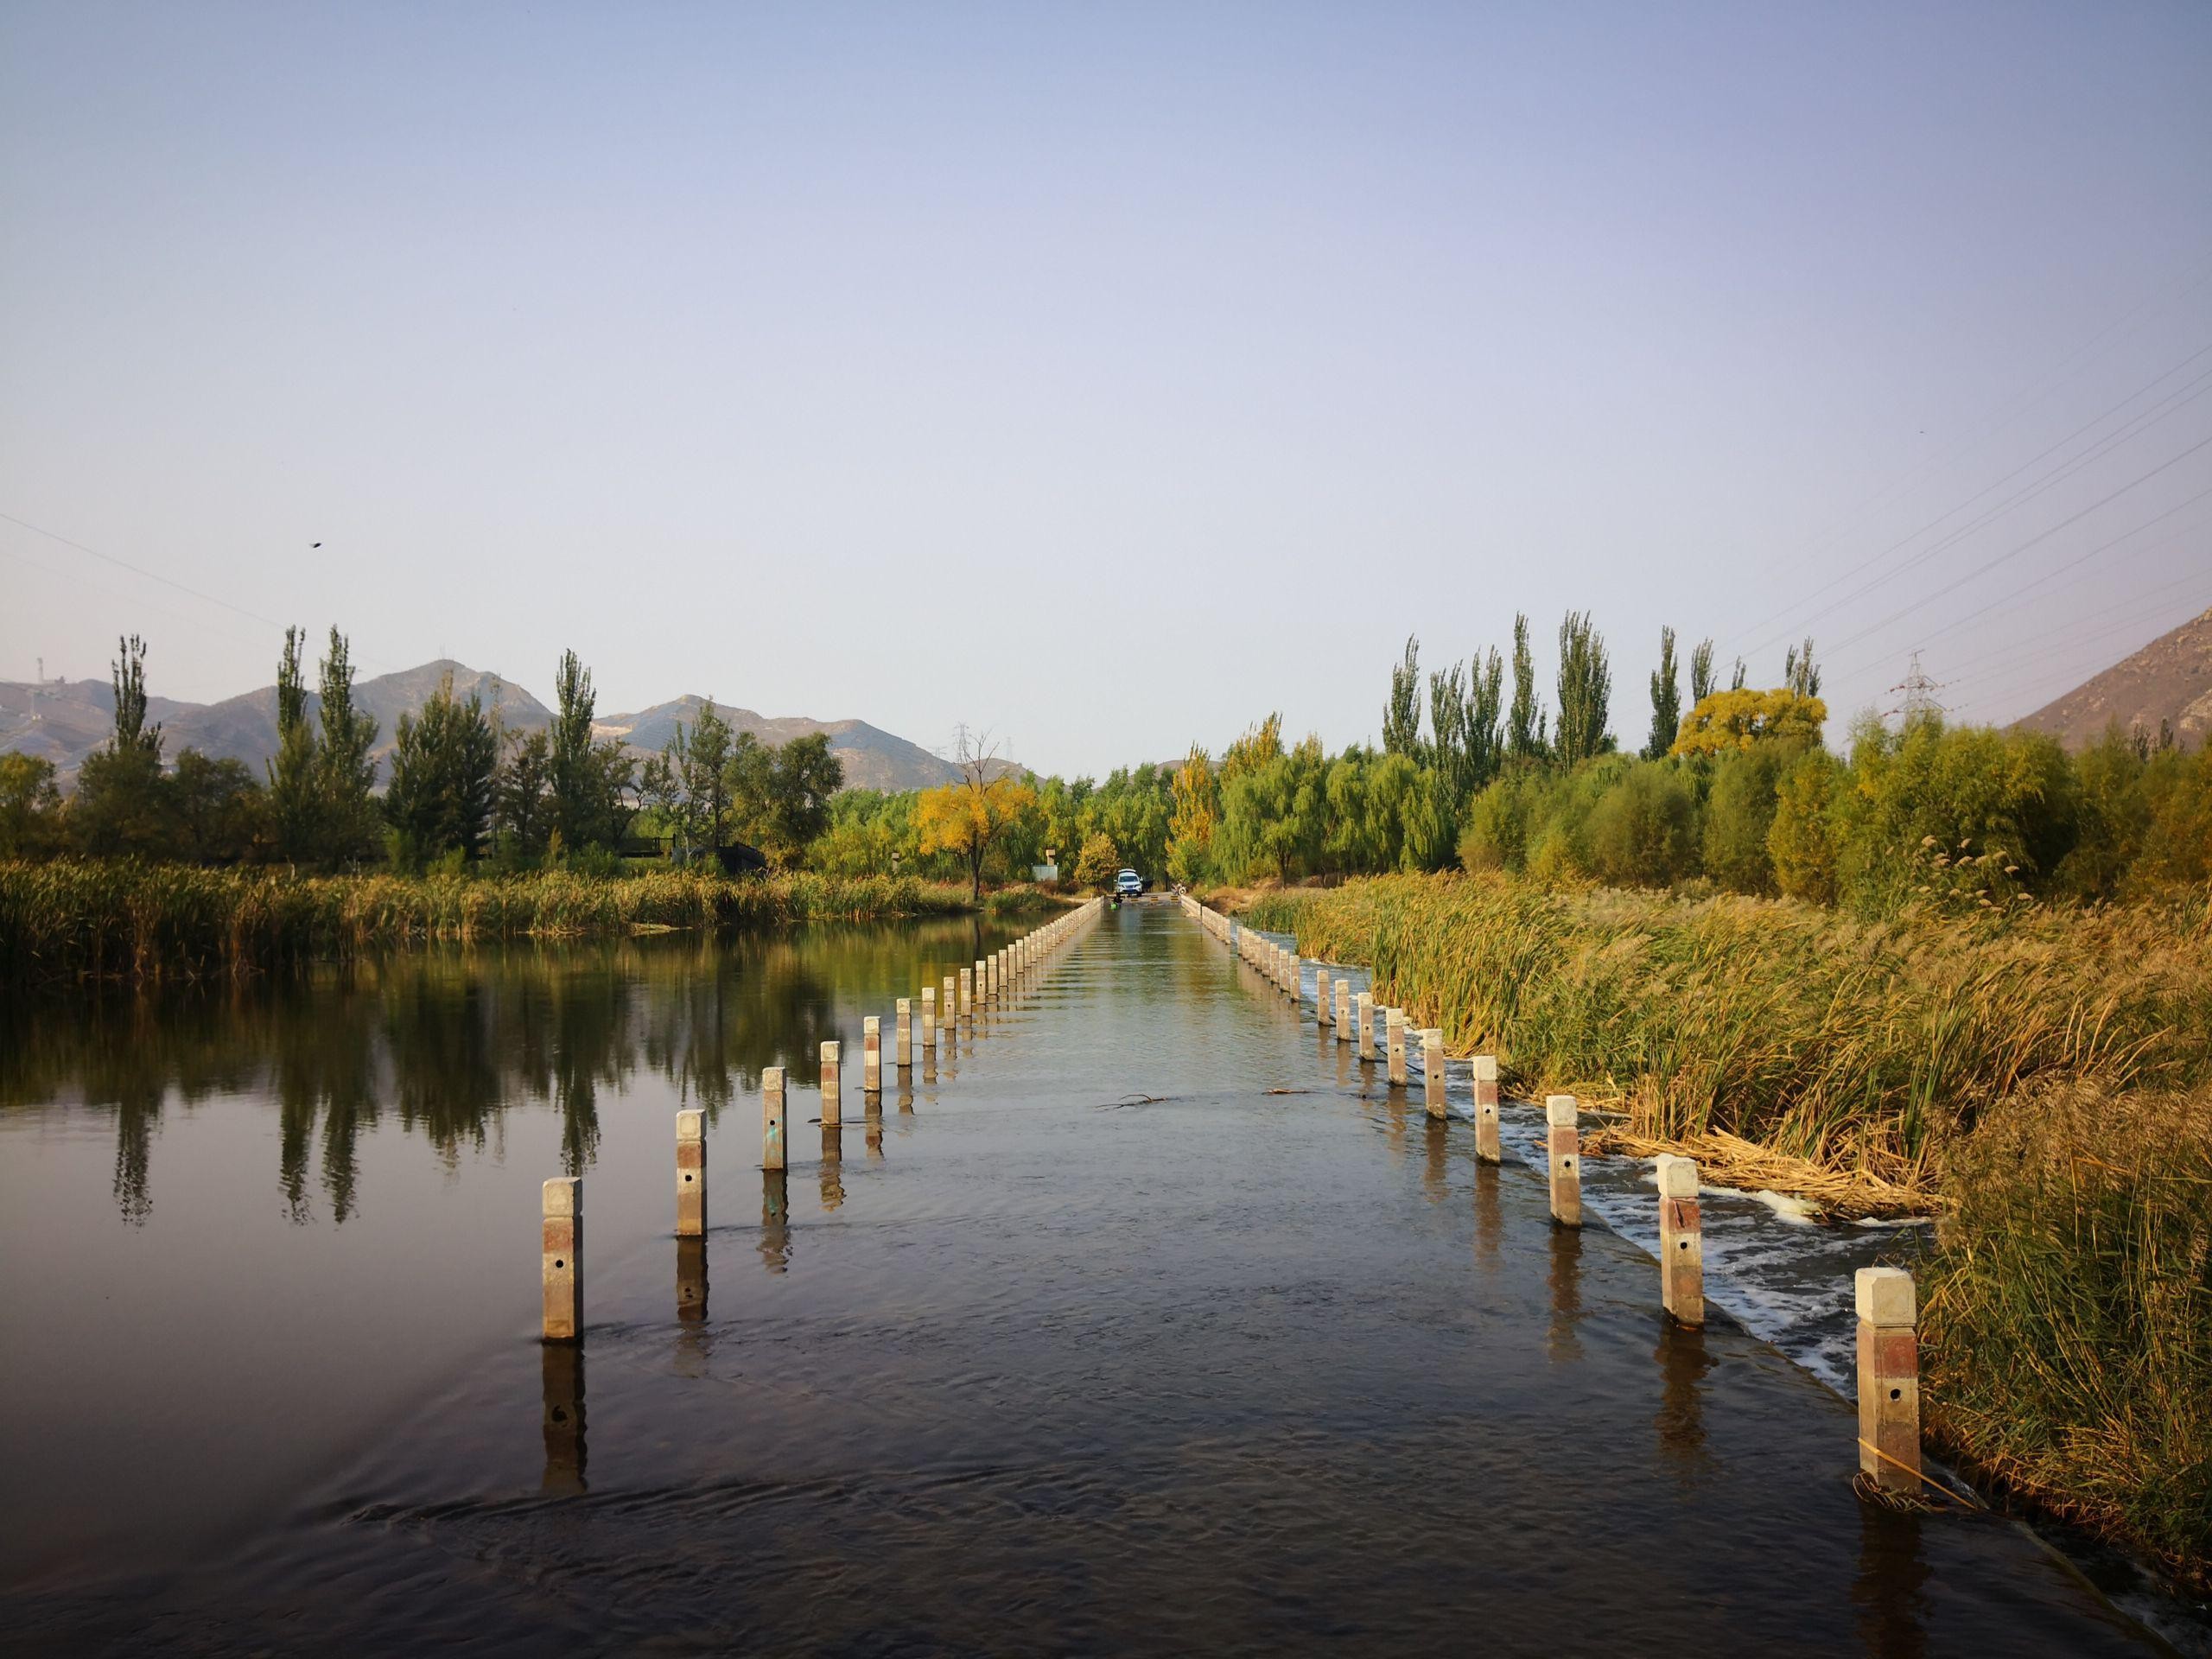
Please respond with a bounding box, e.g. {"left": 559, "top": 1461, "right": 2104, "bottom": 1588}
{"left": 0, "top": 860, "right": 976, "bottom": 986}
{"left": 1249, "top": 874, "right": 2212, "bottom": 1193}
{"left": 1924, "top": 1082, "right": 2212, "bottom": 1591}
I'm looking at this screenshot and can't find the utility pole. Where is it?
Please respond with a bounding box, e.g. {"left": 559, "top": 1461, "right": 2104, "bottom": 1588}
{"left": 1885, "top": 652, "right": 1946, "bottom": 722}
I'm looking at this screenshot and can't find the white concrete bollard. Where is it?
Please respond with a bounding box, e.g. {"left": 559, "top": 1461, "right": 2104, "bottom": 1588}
{"left": 896, "top": 998, "right": 912, "bottom": 1068}
{"left": 1546, "top": 1095, "right": 1582, "bottom": 1227}
{"left": 944, "top": 975, "right": 958, "bottom": 1034}
{"left": 542, "top": 1176, "right": 582, "bottom": 1342}
{"left": 1656, "top": 1154, "right": 1702, "bottom": 1326}
{"left": 1356, "top": 992, "right": 1376, "bottom": 1060}
{"left": 960, "top": 967, "right": 974, "bottom": 1022}
{"left": 676, "top": 1109, "right": 707, "bottom": 1237}
{"left": 1472, "top": 1055, "right": 1501, "bottom": 1163}
{"left": 761, "top": 1065, "right": 788, "bottom": 1169}
{"left": 1335, "top": 977, "right": 1351, "bottom": 1042}
{"left": 1421, "top": 1030, "right": 1446, "bottom": 1118}
{"left": 1855, "top": 1268, "right": 1921, "bottom": 1493}
{"left": 921, "top": 985, "right": 938, "bottom": 1052}
{"left": 862, "top": 1017, "right": 881, "bottom": 1094}
{"left": 1386, "top": 1008, "right": 1408, "bottom": 1086}
{"left": 1316, "top": 969, "right": 1333, "bottom": 1027}
{"left": 821, "top": 1040, "right": 842, "bottom": 1128}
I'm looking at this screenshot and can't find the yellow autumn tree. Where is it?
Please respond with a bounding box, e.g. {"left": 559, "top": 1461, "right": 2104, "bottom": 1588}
{"left": 916, "top": 765, "right": 1037, "bottom": 902}
{"left": 1669, "top": 688, "right": 1827, "bottom": 757}
{"left": 1166, "top": 744, "right": 1217, "bottom": 886}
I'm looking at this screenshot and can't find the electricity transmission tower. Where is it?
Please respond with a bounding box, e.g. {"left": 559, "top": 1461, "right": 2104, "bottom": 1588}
{"left": 1885, "top": 652, "right": 1946, "bottom": 721}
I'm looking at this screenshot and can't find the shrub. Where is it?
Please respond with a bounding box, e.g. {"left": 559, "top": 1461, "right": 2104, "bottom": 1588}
{"left": 1701, "top": 743, "right": 1796, "bottom": 894}
{"left": 1584, "top": 760, "right": 1700, "bottom": 887}
{"left": 1768, "top": 749, "right": 1841, "bottom": 905}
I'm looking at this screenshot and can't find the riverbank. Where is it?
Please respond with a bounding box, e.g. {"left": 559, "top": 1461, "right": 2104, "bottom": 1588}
{"left": 0, "top": 860, "right": 995, "bottom": 987}
{"left": 1237, "top": 871, "right": 2211, "bottom": 1594}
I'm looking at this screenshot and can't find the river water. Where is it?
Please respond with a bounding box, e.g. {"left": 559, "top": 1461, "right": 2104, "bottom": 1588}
{"left": 0, "top": 902, "right": 2166, "bottom": 1655}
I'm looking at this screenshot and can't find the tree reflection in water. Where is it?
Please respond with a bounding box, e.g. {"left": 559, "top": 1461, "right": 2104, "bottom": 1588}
{"left": 0, "top": 917, "right": 1003, "bottom": 1225}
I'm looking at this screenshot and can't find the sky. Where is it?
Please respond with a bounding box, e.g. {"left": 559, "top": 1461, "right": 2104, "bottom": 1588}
{"left": 3, "top": 1, "right": 2209, "bottom": 778}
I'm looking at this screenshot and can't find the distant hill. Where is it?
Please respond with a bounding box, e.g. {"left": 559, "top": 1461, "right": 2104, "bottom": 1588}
{"left": 2012, "top": 606, "right": 2212, "bottom": 751}
{"left": 0, "top": 660, "right": 970, "bottom": 791}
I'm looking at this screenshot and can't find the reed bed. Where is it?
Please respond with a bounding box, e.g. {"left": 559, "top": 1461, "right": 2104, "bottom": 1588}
{"left": 0, "top": 860, "right": 976, "bottom": 986}
{"left": 1923, "top": 1082, "right": 2212, "bottom": 1591}
{"left": 1247, "top": 874, "right": 2212, "bottom": 1211}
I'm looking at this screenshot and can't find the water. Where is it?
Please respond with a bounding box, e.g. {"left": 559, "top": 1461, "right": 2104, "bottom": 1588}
{"left": 0, "top": 904, "right": 2164, "bottom": 1655}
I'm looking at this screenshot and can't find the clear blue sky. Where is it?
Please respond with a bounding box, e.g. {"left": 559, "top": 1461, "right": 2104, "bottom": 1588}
{"left": 3, "top": 2, "right": 2209, "bottom": 775}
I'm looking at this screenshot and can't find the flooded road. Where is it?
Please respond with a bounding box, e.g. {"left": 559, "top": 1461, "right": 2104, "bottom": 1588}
{"left": 0, "top": 904, "right": 2158, "bottom": 1655}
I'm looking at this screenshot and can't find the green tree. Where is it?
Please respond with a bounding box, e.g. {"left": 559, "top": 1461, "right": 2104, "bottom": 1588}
{"left": 1429, "top": 647, "right": 1504, "bottom": 806}
{"left": 494, "top": 728, "right": 555, "bottom": 857}
{"left": 731, "top": 731, "right": 844, "bottom": 866}
{"left": 385, "top": 673, "right": 499, "bottom": 867}
{"left": 1166, "top": 745, "right": 1217, "bottom": 886}
{"left": 1644, "top": 626, "right": 1681, "bottom": 760}
{"left": 547, "top": 649, "right": 627, "bottom": 850}
{"left": 267, "top": 626, "right": 321, "bottom": 861}
{"left": 668, "top": 700, "right": 734, "bottom": 855}
{"left": 170, "top": 750, "right": 268, "bottom": 863}
{"left": 1701, "top": 742, "right": 1796, "bottom": 893}
{"left": 1783, "top": 636, "right": 1821, "bottom": 699}
{"left": 1585, "top": 760, "right": 1700, "bottom": 887}
{"left": 70, "top": 635, "right": 169, "bottom": 858}
{"left": 315, "top": 629, "right": 381, "bottom": 865}
{"left": 1768, "top": 749, "right": 1840, "bottom": 904}
{"left": 0, "top": 752, "right": 63, "bottom": 856}
{"left": 1554, "top": 610, "right": 1612, "bottom": 768}
{"left": 1689, "top": 637, "right": 1717, "bottom": 706}
{"left": 1507, "top": 613, "right": 1547, "bottom": 761}
{"left": 1670, "top": 688, "right": 1827, "bottom": 756}
{"left": 1383, "top": 635, "right": 1423, "bottom": 757}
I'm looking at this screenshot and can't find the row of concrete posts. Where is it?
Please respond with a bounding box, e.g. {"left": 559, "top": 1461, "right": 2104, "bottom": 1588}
{"left": 1175, "top": 894, "right": 1923, "bottom": 1497}
{"left": 541, "top": 897, "right": 1110, "bottom": 1344}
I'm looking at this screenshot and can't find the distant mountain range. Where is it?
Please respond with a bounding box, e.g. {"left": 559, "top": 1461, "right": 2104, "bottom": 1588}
{"left": 0, "top": 659, "right": 982, "bottom": 792}
{"left": 2012, "top": 606, "right": 2212, "bottom": 751}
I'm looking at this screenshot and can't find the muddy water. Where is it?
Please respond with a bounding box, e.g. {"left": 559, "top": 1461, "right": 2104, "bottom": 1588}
{"left": 0, "top": 905, "right": 2158, "bottom": 1655}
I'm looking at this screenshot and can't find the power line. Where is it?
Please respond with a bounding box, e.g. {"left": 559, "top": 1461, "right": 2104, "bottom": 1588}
{"left": 1819, "top": 436, "right": 2212, "bottom": 661}
{"left": 0, "top": 509, "right": 291, "bottom": 632}
{"left": 1732, "top": 342, "right": 2212, "bottom": 663}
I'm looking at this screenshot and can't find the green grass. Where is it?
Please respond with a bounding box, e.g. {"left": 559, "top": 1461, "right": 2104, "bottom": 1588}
{"left": 0, "top": 860, "right": 977, "bottom": 986}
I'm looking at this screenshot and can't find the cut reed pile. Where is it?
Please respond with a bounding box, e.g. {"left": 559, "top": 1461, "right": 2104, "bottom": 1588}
{"left": 1248, "top": 874, "right": 2212, "bottom": 1214}
{"left": 0, "top": 861, "right": 976, "bottom": 986}
{"left": 1924, "top": 1081, "right": 2212, "bottom": 1591}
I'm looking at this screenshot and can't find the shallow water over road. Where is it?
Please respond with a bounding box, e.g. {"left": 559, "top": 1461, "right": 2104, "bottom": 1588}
{"left": 0, "top": 905, "right": 2158, "bottom": 1654}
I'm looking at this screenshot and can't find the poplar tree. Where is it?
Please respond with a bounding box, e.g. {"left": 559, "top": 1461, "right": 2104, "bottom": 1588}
{"left": 268, "top": 626, "right": 321, "bottom": 860}
{"left": 1689, "top": 638, "right": 1717, "bottom": 706}
{"left": 549, "top": 649, "right": 601, "bottom": 849}
{"left": 1644, "top": 626, "right": 1681, "bottom": 760}
{"left": 316, "top": 628, "right": 381, "bottom": 864}
{"left": 385, "top": 673, "right": 497, "bottom": 865}
{"left": 1382, "top": 635, "right": 1423, "bottom": 757}
{"left": 1783, "top": 636, "right": 1822, "bottom": 698}
{"left": 1554, "top": 610, "right": 1612, "bottom": 768}
{"left": 1507, "top": 613, "right": 1548, "bottom": 762}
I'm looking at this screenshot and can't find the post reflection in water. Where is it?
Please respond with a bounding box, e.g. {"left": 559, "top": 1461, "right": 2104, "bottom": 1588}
{"left": 818, "top": 1129, "right": 845, "bottom": 1211}
{"left": 1421, "top": 1116, "right": 1449, "bottom": 1203}
{"left": 541, "top": 1344, "right": 587, "bottom": 1495}
{"left": 758, "top": 1170, "right": 791, "bottom": 1273}
{"left": 1854, "top": 1505, "right": 1933, "bottom": 1659}
{"left": 865, "top": 1103, "right": 885, "bottom": 1161}
{"left": 1472, "top": 1163, "right": 1503, "bottom": 1268}
{"left": 1652, "top": 1319, "right": 1712, "bottom": 1478}
{"left": 1380, "top": 1087, "right": 1408, "bottom": 1166}
{"left": 677, "top": 1236, "right": 708, "bottom": 1324}
{"left": 1548, "top": 1224, "right": 1585, "bottom": 1363}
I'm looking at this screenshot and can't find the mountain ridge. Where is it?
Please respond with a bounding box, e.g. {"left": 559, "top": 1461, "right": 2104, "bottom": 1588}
{"left": 0, "top": 660, "right": 973, "bottom": 792}
{"left": 2010, "top": 606, "right": 2212, "bottom": 751}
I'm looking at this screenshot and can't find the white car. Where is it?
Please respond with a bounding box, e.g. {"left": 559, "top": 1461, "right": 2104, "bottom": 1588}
{"left": 1115, "top": 868, "right": 1143, "bottom": 896}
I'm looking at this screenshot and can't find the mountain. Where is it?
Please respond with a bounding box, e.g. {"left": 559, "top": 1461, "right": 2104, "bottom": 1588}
{"left": 0, "top": 661, "right": 966, "bottom": 791}
{"left": 2012, "top": 606, "right": 2212, "bottom": 751}
{"left": 593, "top": 696, "right": 965, "bottom": 791}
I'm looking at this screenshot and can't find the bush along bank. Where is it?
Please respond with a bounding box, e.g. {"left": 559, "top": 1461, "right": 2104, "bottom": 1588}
{"left": 1245, "top": 870, "right": 2212, "bottom": 1593}
{"left": 0, "top": 860, "right": 981, "bottom": 988}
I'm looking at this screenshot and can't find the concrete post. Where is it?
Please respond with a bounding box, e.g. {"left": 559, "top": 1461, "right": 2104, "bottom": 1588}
{"left": 1356, "top": 992, "right": 1375, "bottom": 1060}
{"left": 1335, "top": 977, "right": 1351, "bottom": 1041}
{"left": 1386, "top": 1008, "right": 1408, "bottom": 1086}
{"left": 959, "top": 968, "right": 974, "bottom": 1023}
{"left": 920, "top": 985, "right": 938, "bottom": 1052}
{"left": 1656, "top": 1154, "right": 1703, "bottom": 1326}
{"left": 1472, "top": 1055, "right": 1502, "bottom": 1163}
{"left": 1421, "top": 1030, "right": 1446, "bottom": 1118}
{"left": 974, "top": 958, "right": 988, "bottom": 1007}
{"left": 761, "top": 1065, "right": 786, "bottom": 1170}
{"left": 944, "top": 975, "right": 958, "bottom": 1035}
{"left": 542, "top": 1176, "right": 582, "bottom": 1342}
{"left": 862, "top": 1016, "right": 881, "bottom": 1095}
{"left": 1546, "top": 1095, "right": 1582, "bottom": 1227}
{"left": 676, "top": 1108, "right": 707, "bottom": 1237}
{"left": 1855, "top": 1268, "right": 1921, "bottom": 1493}
{"left": 820, "top": 1039, "right": 842, "bottom": 1128}
{"left": 896, "top": 998, "right": 912, "bottom": 1069}
{"left": 1316, "top": 969, "right": 1333, "bottom": 1026}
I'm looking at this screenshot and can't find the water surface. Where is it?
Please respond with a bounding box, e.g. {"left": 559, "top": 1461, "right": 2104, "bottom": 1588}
{"left": 0, "top": 906, "right": 2158, "bottom": 1654}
